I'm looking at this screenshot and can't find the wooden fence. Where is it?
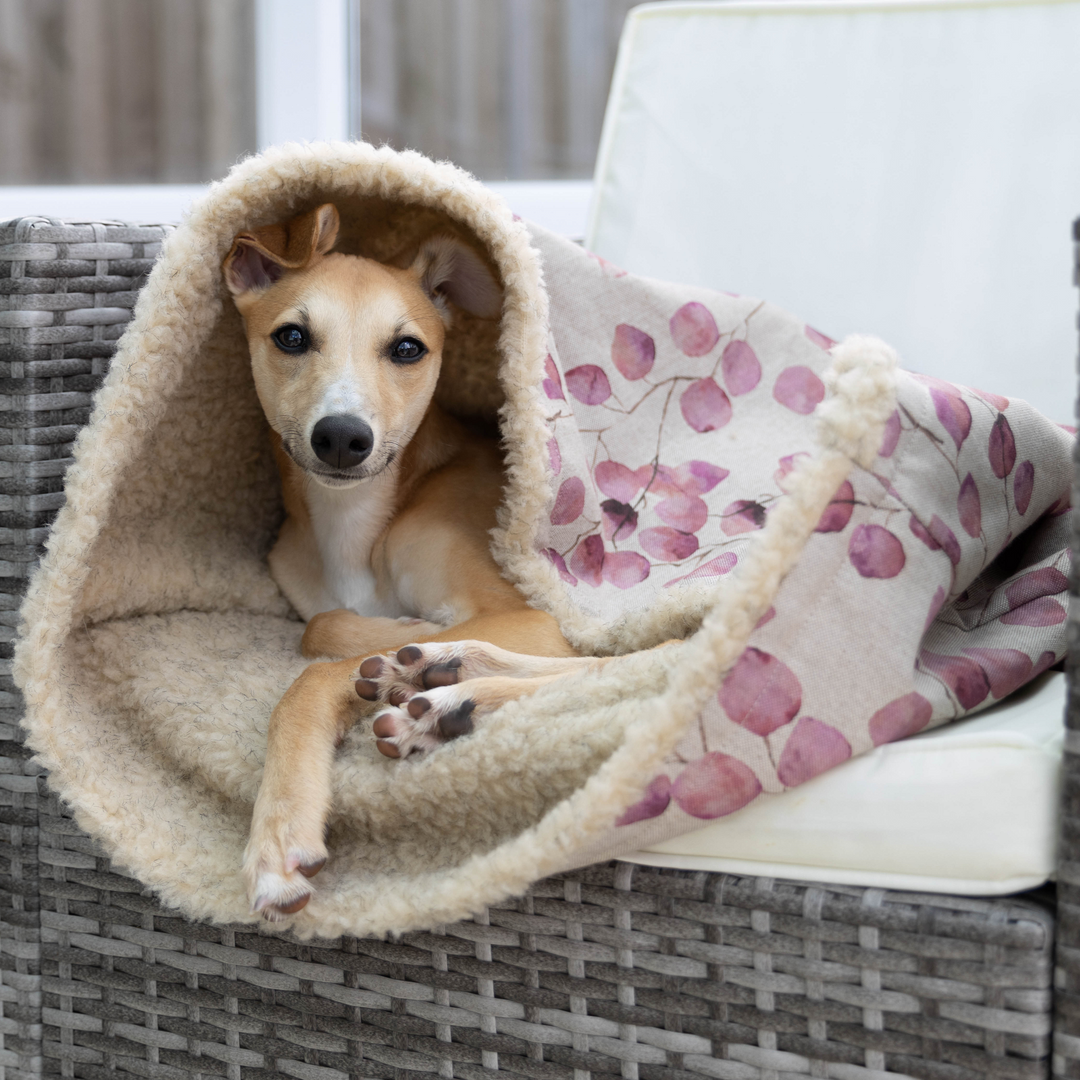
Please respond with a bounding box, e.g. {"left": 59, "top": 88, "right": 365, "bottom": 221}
{"left": 360, "top": 0, "right": 649, "bottom": 180}
{"left": 0, "top": 0, "right": 653, "bottom": 185}
{"left": 0, "top": 0, "right": 255, "bottom": 184}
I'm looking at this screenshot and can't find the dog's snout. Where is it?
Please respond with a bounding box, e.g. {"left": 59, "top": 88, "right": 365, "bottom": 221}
{"left": 311, "top": 415, "right": 375, "bottom": 469}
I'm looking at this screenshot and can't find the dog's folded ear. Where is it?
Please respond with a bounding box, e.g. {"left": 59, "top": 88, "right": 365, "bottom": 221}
{"left": 410, "top": 236, "right": 502, "bottom": 323}
{"left": 224, "top": 204, "right": 340, "bottom": 297}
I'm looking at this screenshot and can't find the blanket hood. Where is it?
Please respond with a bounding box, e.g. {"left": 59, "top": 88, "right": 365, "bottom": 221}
{"left": 13, "top": 142, "right": 1072, "bottom": 937}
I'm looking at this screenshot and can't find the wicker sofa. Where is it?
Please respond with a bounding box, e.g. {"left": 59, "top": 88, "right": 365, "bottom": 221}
{"left": 0, "top": 213, "right": 1074, "bottom": 1080}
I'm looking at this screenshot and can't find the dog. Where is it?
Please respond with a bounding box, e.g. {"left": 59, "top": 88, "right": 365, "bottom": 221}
{"left": 224, "top": 204, "right": 605, "bottom": 918}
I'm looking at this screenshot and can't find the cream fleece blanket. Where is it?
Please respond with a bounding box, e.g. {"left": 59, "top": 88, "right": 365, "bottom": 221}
{"left": 14, "top": 143, "right": 1073, "bottom": 938}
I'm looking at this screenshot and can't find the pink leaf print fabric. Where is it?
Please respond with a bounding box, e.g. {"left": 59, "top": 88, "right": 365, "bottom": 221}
{"left": 611, "top": 324, "right": 655, "bottom": 380}
{"left": 718, "top": 648, "right": 802, "bottom": 736}
{"left": 774, "top": 366, "right": 825, "bottom": 414}
{"left": 681, "top": 378, "right": 732, "bottom": 432}
{"left": 529, "top": 223, "right": 1071, "bottom": 849}
{"left": 777, "top": 718, "right": 852, "bottom": 787}
{"left": 670, "top": 302, "right": 720, "bottom": 356}
{"left": 721, "top": 340, "right": 761, "bottom": 395}
{"left": 849, "top": 524, "right": 905, "bottom": 578}
{"left": 671, "top": 754, "right": 762, "bottom": 819}
{"left": 988, "top": 414, "right": 1016, "bottom": 479}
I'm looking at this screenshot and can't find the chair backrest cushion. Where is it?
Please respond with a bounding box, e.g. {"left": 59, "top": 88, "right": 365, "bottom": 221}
{"left": 587, "top": 0, "right": 1080, "bottom": 422}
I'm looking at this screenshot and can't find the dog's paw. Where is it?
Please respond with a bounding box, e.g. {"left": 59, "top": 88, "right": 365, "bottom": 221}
{"left": 369, "top": 684, "right": 478, "bottom": 758}
{"left": 354, "top": 643, "right": 469, "bottom": 707}
{"left": 242, "top": 807, "right": 328, "bottom": 922}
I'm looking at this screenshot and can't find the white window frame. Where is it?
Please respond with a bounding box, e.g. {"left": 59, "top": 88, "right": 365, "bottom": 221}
{"left": 255, "top": 0, "right": 353, "bottom": 148}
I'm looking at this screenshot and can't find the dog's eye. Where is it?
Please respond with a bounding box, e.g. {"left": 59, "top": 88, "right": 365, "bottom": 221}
{"left": 273, "top": 324, "right": 308, "bottom": 353}
{"left": 391, "top": 337, "right": 427, "bottom": 363}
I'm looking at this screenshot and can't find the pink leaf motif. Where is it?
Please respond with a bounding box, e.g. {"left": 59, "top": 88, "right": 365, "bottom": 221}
{"left": 756, "top": 605, "right": 776, "bottom": 628}
{"left": 1014, "top": 461, "right": 1035, "bottom": 515}
{"left": 919, "top": 651, "right": 990, "bottom": 710}
{"left": 681, "top": 378, "right": 732, "bottom": 432}
{"left": 957, "top": 474, "right": 981, "bottom": 538}
{"left": 1006, "top": 567, "right": 1069, "bottom": 609}
{"left": 722, "top": 499, "right": 766, "bottom": 536}
{"left": 657, "top": 494, "right": 708, "bottom": 534}
{"left": 925, "top": 585, "right": 947, "bottom": 632}
{"left": 602, "top": 551, "right": 651, "bottom": 589}
{"left": 815, "top": 480, "right": 855, "bottom": 533}
{"left": 639, "top": 464, "right": 679, "bottom": 497}
{"left": 1032, "top": 651, "right": 1059, "bottom": 678}
{"left": 879, "top": 410, "right": 901, "bottom": 457}
{"left": 774, "top": 366, "right": 826, "bottom": 414}
{"left": 988, "top": 414, "right": 1017, "bottom": 479}
{"left": 542, "top": 548, "right": 578, "bottom": 587}
{"left": 930, "top": 388, "right": 972, "bottom": 451}
{"left": 1047, "top": 493, "right": 1071, "bottom": 517}
{"left": 639, "top": 526, "right": 698, "bottom": 562}
{"left": 777, "top": 718, "right": 852, "bottom": 787}
{"left": 1002, "top": 598, "right": 1067, "bottom": 627}
{"left": 664, "top": 552, "right": 738, "bottom": 588}
{"left": 774, "top": 452, "right": 811, "bottom": 492}
{"left": 849, "top": 524, "right": 905, "bottom": 578}
{"left": 616, "top": 775, "right": 671, "bottom": 825}
{"left": 971, "top": 387, "right": 1009, "bottom": 410}
{"left": 869, "top": 693, "right": 933, "bottom": 746}
{"left": 671, "top": 753, "right": 762, "bottom": 819}
{"left": 570, "top": 535, "right": 604, "bottom": 587}
{"left": 565, "top": 365, "right": 611, "bottom": 406}
{"left": 547, "top": 438, "right": 561, "bottom": 474}
{"left": 721, "top": 340, "right": 761, "bottom": 395}
{"left": 911, "top": 372, "right": 956, "bottom": 393}
{"left": 587, "top": 252, "right": 627, "bottom": 277}
{"left": 542, "top": 354, "right": 564, "bottom": 400}
{"left": 961, "top": 648, "right": 1033, "bottom": 700}
{"left": 600, "top": 499, "right": 638, "bottom": 542}
{"left": 805, "top": 325, "right": 837, "bottom": 350}
{"left": 670, "top": 302, "right": 720, "bottom": 356}
{"left": 872, "top": 473, "right": 903, "bottom": 501}
{"left": 595, "top": 461, "right": 644, "bottom": 502}
{"left": 675, "top": 460, "right": 729, "bottom": 494}
{"left": 719, "top": 647, "right": 802, "bottom": 736}
{"left": 909, "top": 514, "right": 962, "bottom": 565}
{"left": 550, "top": 477, "right": 585, "bottom": 526}
{"left": 1060, "top": 424, "right": 1078, "bottom": 436}
{"left": 611, "top": 324, "right": 655, "bottom": 380}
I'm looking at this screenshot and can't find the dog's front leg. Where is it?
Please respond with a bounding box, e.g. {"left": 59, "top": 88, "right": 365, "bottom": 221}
{"left": 243, "top": 658, "right": 362, "bottom": 920}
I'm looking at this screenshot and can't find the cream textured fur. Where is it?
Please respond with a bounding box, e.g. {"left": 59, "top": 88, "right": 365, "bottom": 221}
{"left": 15, "top": 143, "right": 1070, "bottom": 938}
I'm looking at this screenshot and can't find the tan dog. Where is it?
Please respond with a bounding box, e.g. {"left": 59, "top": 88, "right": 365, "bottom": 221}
{"left": 224, "top": 204, "right": 602, "bottom": 918}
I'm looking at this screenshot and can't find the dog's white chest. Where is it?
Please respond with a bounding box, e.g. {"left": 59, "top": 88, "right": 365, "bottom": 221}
{"left": 308, "top": 476, "right": 402, "bottom": 617}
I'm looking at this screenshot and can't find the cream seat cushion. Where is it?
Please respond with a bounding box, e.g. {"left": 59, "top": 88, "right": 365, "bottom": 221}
{"left": 623, "top": 672, "right": 1064, "bottom": 895}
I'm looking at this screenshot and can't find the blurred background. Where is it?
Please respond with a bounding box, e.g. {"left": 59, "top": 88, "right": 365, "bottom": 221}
{"left": 0, "top": 0, "right": 646, "bottom": 186}
{"left": 1, "top": 0, "right": 1077, "bottom": 420}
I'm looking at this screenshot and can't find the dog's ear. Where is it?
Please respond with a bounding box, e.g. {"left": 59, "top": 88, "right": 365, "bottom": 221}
{"left": 409, "top": 236, "right": 502, "bottom": 323}
{"left": 224, "top": 203, "right": 340, "bottom": 297}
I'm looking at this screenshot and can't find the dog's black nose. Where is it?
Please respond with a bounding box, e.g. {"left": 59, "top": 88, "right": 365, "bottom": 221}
{"left": 310, "top": 415, "right": 374, "bottom": 468}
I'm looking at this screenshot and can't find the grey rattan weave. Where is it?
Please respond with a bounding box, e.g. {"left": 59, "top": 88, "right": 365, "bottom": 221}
{"left": 0, "top": 216, "right": 173, "bottom": 1080}
{"left": 1051, "top": 219, "right": 1080, "bottom": 1080}
{"left": 0, "top": 216, "right": 1065, "bottom": 1080}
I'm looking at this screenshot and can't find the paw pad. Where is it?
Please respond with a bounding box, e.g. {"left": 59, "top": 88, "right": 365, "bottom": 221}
{"left": 437, "top": 700, "right": 475, "bottom": 739}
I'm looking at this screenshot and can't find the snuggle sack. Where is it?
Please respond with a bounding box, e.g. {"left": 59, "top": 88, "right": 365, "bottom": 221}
{"left": 15, "top": 142, "right": 1074, "bottom": 938}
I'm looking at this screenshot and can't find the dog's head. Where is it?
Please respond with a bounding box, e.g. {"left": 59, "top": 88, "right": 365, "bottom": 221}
{"left": 224, "top": 204, "right": 501, "bottom": 488}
